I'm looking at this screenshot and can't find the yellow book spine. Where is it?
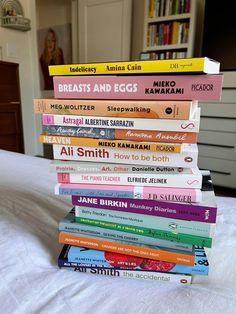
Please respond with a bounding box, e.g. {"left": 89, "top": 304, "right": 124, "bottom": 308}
{"left": 48, "top": 57, "right": 214, "bottom": 76}
{"left": 39, "top": 134, "right": 182, "bottom": 153}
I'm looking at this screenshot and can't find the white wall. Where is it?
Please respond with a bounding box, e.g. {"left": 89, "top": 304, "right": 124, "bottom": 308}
{"left": 0, "top": 0, "right": 41, "bottom": 156}
{"left": 0, "top": 0, "right": 71, "bottom": 156}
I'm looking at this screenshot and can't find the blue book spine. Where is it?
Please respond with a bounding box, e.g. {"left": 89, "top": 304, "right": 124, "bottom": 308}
{"left": 58, "top": 244, "right": 208, "bottom": 276}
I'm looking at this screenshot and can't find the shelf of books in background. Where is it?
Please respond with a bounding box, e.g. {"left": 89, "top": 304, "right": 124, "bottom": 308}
{"left": 34, "top": 57, "right": 223, "bottom": 285}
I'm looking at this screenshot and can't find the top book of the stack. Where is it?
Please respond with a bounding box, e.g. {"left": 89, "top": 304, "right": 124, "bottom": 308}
{"left": 48, "top": 57, "right": 220, "bottom": 76}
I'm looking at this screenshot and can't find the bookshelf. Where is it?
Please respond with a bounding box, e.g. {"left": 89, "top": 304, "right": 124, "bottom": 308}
{"left": 141, "top": 0, "right": 198, "bottom": 60}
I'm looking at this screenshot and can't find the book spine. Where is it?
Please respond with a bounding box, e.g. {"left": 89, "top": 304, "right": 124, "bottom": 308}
{"left": 52, "top": 144, "right": 198, "bottom": 168}
{"left": 33, "top": 98, "right": 195, "bottom": 120}
{"left": 42, "top": 125, "right": 198, "bottom": 144}
{"left": 55, "top": 183, "right": 202, "bottom": 203}
{"left": 58, "top": 232, "right": 195, "bottom": 265}
{"left": 42, "top": 112, "right": 200, "bottom": 132}
{"left": 50, "top": 160, "right": 188, "bottom": 174}
{"left": 59, "top": 220, "right": 193, "bottom": 251}
{"left": 40, "top": 134, "right": 182, "bottom": 153}
{"left": 58, "top": 265, "right": 192, "bottom": 284}
{"left": 75, "top": 217, "right": 212, "bottom": 248}
{"left": 76, "top": 206, "right": 215, "bottom": 238}
{"left": 114, "top": 129, "right": 198, "bottom": 143}
{"left": 48, "top": 57, "right": 219, "bottom": 75}
{"left": 53, "top": 74, "right": 223, "bottom": 101}
{"left": 72, "top": 195, "right": 216, "bottom": 223}
{"left": 58, "top": 171, "right": 202, "bottom": 188}
{"left": 65, "top": 246, "right": 208, "bottom": 276}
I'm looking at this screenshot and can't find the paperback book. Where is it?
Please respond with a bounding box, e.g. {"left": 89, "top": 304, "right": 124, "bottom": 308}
{"left": 49, "top": 160, "right": 191, "bottom": 174}
{"left": 40, "top": 134, "right": 183, "bottom": 154}
{"left": 72, "top": 189, "right": 217, "bottom": 223}
{"left": 75, "top": 206, "right": 215, "bottom": 238}
{"left": 34, "top": 98, "right": 198, "bottom": 120}
{"left": 41, "top": 108, "right": 200, "bottom": 132}
{"left": 57, "top": 166, "right": 202, "bottom": 188}
{"left": 58, "top": 231, "right": 196, "bottom": 265}
{"left": 48, "top": 57, "right": 220, "bottom": 76}
{"left": 59, "top": 244, "right": 209, "bottom": 276}
{"left": 42, "top": 125, "right": 198, "bottom": 143}
{"left": 59, "top": 208, "right": 193, "bottom": 252}
{"left": 52, "top": 143, "right": 198, "bottom": 167}
{"left": 52, "top": 74, "right": 223, "bottom": 100}
{"left": 59, "top": 264, "right": 192, "bottom": 284}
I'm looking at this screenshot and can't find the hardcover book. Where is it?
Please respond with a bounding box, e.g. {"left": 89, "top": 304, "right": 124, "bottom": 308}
{"left": 52, "top": 74, "right": 223, "bottom": 101}
{"left": 59, "top": 244, "right": 209, "bottom": 276}
{"left": 58, "top": 231, "right": 195, "bottom": 265}
{"left": 34, "top": 98, "right": 198, "bottom": 120}
{"left": 48, "top": 57, "right": 220, "bottom": 76}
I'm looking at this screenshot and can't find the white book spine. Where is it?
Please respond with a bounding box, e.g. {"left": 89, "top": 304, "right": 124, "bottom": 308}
{"left": 49, "top": 160, "right": 189, "bottom": 174}
{"left": 64, "top": 266, "right": 192, "bottom": 284}
{"left": 59, "top": 171, "right": 202, "bottom": 188}
{"left": 52, "top": 144, "right": 198, "bottom": 167}
{"left": 42, "top": 109, "right": 200, "bottom": 132}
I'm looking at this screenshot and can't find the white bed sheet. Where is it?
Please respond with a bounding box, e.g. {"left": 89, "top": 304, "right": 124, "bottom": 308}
{"left": 0, "top": 149, "right": 236, "bottom": 314}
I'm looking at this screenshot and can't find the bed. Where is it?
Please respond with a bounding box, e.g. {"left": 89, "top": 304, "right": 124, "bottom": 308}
{"left": 1, "top": 149, "right": 236, "bottom": 314}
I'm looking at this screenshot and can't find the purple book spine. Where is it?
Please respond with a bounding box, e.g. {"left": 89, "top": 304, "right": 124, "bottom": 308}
{"left": 72, "top": 196, "right": 217, "bottom": 223}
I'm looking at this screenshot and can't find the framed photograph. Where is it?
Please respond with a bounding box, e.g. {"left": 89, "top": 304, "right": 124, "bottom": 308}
{"left": 37, "top": 23, "right": 72, "bottom": 90}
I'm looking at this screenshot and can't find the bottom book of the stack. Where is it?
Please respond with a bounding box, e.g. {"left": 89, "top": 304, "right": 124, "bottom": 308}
{"left": 58, "top": 244, "right": 198, "bottom": 285}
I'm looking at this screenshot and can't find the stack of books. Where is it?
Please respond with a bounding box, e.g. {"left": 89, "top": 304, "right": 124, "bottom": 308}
{"left": 34, "top": 57, "right": 223, "bottom": 285}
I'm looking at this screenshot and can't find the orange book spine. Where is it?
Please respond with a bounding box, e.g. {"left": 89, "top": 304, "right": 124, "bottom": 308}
{"left": 59, "top": 232, "right": 194, "bottom": 266}
{"left": 39, "top": 134, "right": 182, "bottom": 153}
{"left": 33, "top": 98, "right": 195, "bottom": 120}
{"left": 114, "top": 129, "right": 198, "bottom": 144}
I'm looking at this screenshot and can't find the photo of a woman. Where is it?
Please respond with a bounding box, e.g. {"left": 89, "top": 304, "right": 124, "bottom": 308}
{"left": 40, "top": 28, "right": 64, "bottom": 90}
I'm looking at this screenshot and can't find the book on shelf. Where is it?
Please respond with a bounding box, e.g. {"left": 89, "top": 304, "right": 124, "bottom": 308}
{"left": 34, "top": 98, "right": 198, "bottom": 120}
{"left": 48, "top": 57, "right": 220, "bottom": 76}
{"left": 59, "top": 244, "right": 209, "bottom": 276}
{"left": 59, "top": 208, "right": 193, "bottom": 252}
{"left": 52, "top": 74, "right": 223, "bottom": 101}
{"left": 52, "top": 143, "right": 198, "bottom": 167}
{"left": 40, "top": 134, "right": 184, "bottom": 154}
{"left": 57, "top": 166, "right": 202, "bottom": 189}
{"left": 43, "top": 125, "right": 198, "bottom": 143}
{"left": 72, "top": 189, "right": 217, "bottom": 223}
{"left": 58, "top": 231, "right": 195, "bottom": 266}
{"left": 41, "top": 107, "right": 201, "bottom": 132}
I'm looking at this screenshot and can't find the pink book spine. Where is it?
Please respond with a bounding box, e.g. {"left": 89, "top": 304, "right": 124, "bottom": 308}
{"left": 53, "top": 74, "right": 223, "bottom": 100}
{"left": 54, "top": 183, "right": 202, "bottom": 203}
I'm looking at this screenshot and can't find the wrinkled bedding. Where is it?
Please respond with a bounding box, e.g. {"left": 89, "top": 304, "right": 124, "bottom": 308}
{"left": 0, "top": 149, "right": 236, "bottom": 314}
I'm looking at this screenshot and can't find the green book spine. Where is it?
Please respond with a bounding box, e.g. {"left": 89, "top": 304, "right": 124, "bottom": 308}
{"left": 77, "top": 206, "right": 215, "bottom": 238}
{"left": 75, "top": 217, "right": 212, "bottom": 248}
